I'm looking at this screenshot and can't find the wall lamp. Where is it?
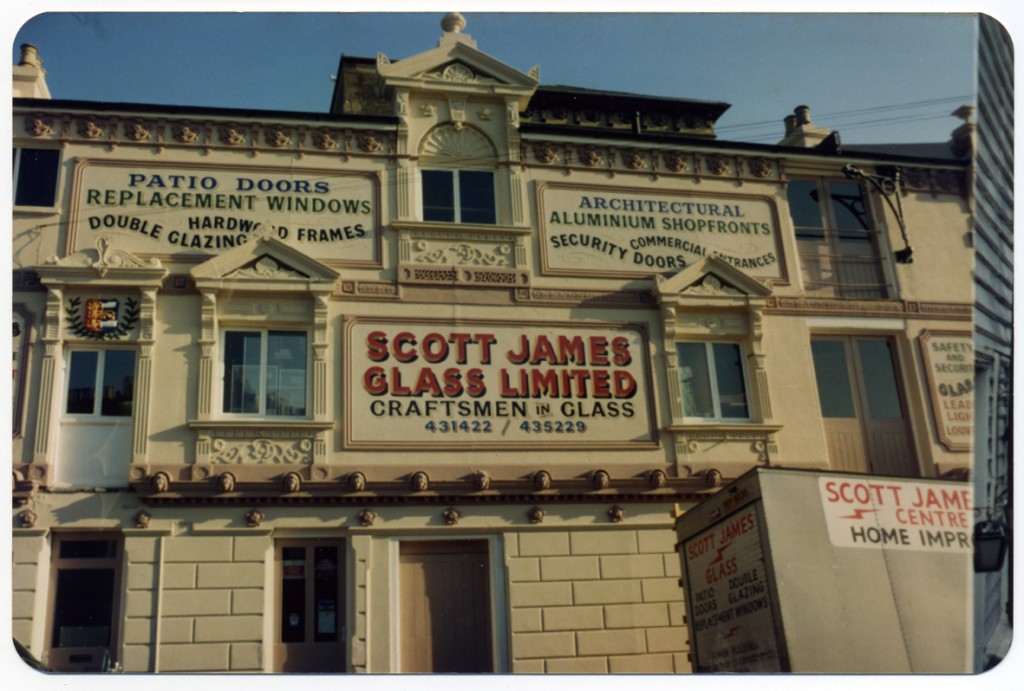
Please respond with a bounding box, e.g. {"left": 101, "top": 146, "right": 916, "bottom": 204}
{"left": 842, "top": 164, "right": 913, "bottom": 264}
{"left": 973, "top": 519, "right": 1010, "bottom": 573}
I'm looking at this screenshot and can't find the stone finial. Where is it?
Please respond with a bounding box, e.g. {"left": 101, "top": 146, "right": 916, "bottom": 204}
{"left": 438, "top": 12, "right": 476, "bottom": 48}
{"left": 441, "top": 12, "right": 467, "bottom": 34}
{"left": 19, "top": 44, "right": 41, "bottom": 68}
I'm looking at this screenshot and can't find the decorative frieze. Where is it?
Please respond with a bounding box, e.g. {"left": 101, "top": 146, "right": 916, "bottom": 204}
{"left": 765, "top": 296, "right": 972, "bottom": 321}
{"left": 15, "top": 108, "right": 393, "bottom": 161}
{"left": 209, "top": 437, "right": 314, "bottom": 465}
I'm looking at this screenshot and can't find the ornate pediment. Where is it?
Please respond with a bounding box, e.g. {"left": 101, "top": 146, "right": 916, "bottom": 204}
{"left": 36, "top": 236, "right": 168, "bottom": 287}
{"left": 654, "top": 256, "right": 773, "bottom": 304}
{"left": 376, "top": 15, "right": 538, "bottom": 108}
{"left": 190, "top": 235, "right": 339, "bottom": 289}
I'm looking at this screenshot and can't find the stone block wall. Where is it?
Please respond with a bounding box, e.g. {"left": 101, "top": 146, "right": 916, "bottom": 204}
{"left": 121, "top": 533, "right": 270, "bottom": 673}
{"left": 505, "top": 527, "right": 691, "bottom": 674}
{"left": 11, "top": 532, "right": 46, "bottom": 655}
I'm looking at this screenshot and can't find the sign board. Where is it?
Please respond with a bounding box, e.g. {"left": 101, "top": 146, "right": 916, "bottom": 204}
{"left": 68, "top": 160, "right": 379, "bottom": 265}
{"left": 538, "top": 183, "right": 784, "bottom": 279}
{"left": 682, "top": 504, "right": 783, "bottom": 673}
{"left": 343, "top": 318, "right": 657, "bottom": 449}
{"left": 819, "top": 476, "right": 972, "bottom": 552}
{"left": 675, "top": 468, "right": 974, "bottom": 673}
{"left": 919, "top": 331, "right": 973, "bottom": 451}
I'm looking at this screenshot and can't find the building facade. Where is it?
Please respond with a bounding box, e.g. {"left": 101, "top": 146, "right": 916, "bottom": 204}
{"left": 12, "top": 15, "right": 978, "bottom": 673}
{"left": 970, "top": 13, "right": 1014, "bottom": 672}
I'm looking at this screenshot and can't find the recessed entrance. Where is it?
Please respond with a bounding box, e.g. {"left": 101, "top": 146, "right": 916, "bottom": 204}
{"left": 273, "top": 539, "right": 345, "bottom": 673}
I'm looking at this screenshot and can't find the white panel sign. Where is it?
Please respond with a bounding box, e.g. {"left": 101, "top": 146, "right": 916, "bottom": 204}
{"left": 819, "top": 477, "right": 973, "bottom": 552}
{"left": 344, "top": 319, "right": 656, "bottom": 449}
{"left": 69, "top": 161, "right": 378, "bottom": 264}
{"left": 539, "top": 184, "right": 783, "bottom": 278}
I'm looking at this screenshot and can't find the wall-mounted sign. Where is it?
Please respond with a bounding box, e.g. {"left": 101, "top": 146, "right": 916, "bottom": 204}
{"left": 918, "top": 331, "right": 973, "bottom": 452}
{"left": 538, "top": 183, "right": 784, "bottom": 279}
{"left": 682, "top": 504, "right": 783, "bottom": 673}
{"left": 819, "top": 476, "right": 973, "bottom": 553}
{"left": 68, "top": 160, "right": 379, "bottom": 265}
{"left": 344, "top": 318, "right": 657, "bottom": 449}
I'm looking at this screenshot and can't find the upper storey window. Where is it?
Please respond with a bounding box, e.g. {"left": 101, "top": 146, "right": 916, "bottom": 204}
{"left": 422, "top": 169, "right": 496, "bottom": 224}
{"left": 676, "top": 342, "right": 750, "bottom": 421}
{"left": 65, "top": 350, "right": 136, "bottom": 418}
{"left": 13, "top": 147, "right": 60, "bottom": 207}
{"left": 223, "top": 330, "right": 308, "bottom": 417}
{"left": 787, "top": 179, "right": 888, "bottom": 299}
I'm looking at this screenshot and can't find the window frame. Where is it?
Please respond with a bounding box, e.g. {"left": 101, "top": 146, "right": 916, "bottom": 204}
{"left": 421, "top": 168, "right": 497, "bottom": 225}
{"left": 13, "top": 146, "right": 61, "bottom": 208}
{"left": 787, "top": 176, "right": 889, "bottom": 299}
{"left": 45, "top": 533, "right": 124, "bottom": 673}
{"left": 62, "top": 347, "right": 137, "bottom": 421}
{"left": 676, "top": 340, "right": 753, "bottom": 422}
{"left": 219, "top": 328, "right": 311, "bottom": 419}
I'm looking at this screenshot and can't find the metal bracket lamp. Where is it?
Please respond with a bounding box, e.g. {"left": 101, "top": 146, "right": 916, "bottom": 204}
{"left": 843, "top": 163, "right": 913, "bottom": 264}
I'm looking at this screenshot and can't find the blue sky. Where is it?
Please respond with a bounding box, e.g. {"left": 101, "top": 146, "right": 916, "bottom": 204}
{"left": 3, "top": 6, "right": 1013, "bottom": 146}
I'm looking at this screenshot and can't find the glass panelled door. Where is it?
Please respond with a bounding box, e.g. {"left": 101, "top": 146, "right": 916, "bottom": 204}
{"left": 273, "top": 539, "right": 345, "bottom": 673}
{"left": 811, "top": 337, "right": 917, "bottom": 476}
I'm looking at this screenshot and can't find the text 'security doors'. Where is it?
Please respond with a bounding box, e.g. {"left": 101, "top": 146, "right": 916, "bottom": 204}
{"left": 811, "top": 337, "right": 916, "bottom": 476}
{"left": 399, "top": 540, "right": 493, "bottom": 673}
{"left": 273, "top": 539, "right": 345, "bottom": 673}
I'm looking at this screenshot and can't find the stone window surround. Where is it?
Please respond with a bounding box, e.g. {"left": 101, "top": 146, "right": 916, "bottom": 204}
{"left": 25, "top": 239, "right": 167, "bottom": 487}
{"left": 653, "top": 257, "right": 781, "bottom": 476}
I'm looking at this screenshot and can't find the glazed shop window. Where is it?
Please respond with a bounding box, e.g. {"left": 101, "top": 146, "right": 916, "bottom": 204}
{"left": 13, "top": 147, "right": 60, "bottom": 207}
{"left": 422, "top": 169, "right": 496, "bottom": 224}
{"left": 677, "top": 342, "right": 750, "bottom": 420}
{"left": 787, "top": 178, "right": 888, "bottom": 299}
{"left": 46, "top": 535, "right": 123, "bottom": 672}
{"left": 223, "top": 330, "right": 308, "bottom": 416}
{"left": 65, "top": 350, "right": 136, "bottom": 417}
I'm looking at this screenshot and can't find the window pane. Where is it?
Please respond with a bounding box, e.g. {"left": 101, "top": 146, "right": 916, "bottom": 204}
{"left": 224, "top": 332, "right": 261, "bottom": 413}
{"left": 52, "top": 568, "right": 115, "bottom": 648}
{"left": 857, "top": 340, "right": 904, "bottom": 419}
{"left": 677, "top": 343, "right": 714, "bottom": 418}
{"left": 811, "top": 340, "right": 856, "bottom": 418}
{"left": 67, "top": 351, "right": 99, "bottom": 414}
{"left": 423, "top": 170, "right": 455, "bottom": 222}
{"left": 712, "top": 343, "right": 749, "bottom": 418}
{"left": 100, "top": 350, "right": 136, "bottom": 417}
{"left": 458, "top": 170, "right": 496, "bottom": 224}
{"left": 15, "top": 148, "right": 60, "bottom": 207}
{"left": 281, "top": 547, "right": 306, "bottom": 643}
{"left": 59, "top": 539, "right": 118, "bottom": 560}
{"left": 266, "top": 331, "right": 307, "bottom": 416}
{"left": 313, "top": 546, "right": 339, "bottom": 642}
{"left": 787, "top": 180, "right": 824, "bottom": 233}
{"left": 829, "top": 182, "right": 869, "bottom": 230}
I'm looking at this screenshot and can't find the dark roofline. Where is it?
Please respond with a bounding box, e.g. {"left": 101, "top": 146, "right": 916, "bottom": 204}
{"left": 13, "top": 97, "right": 399, "bottom": 126}
{"left": 531, "top": 84, "right": 731, "bottom": 121}
{"left": 521, "top": 122, "right": 968, "bottom": 167}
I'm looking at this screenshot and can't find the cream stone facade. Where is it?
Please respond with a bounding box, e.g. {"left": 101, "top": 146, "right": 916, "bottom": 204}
{"left": 12, "top": 15, "right": 977, "bottom": 674}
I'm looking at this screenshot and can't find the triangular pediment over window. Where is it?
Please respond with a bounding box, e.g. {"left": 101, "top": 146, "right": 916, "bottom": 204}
{"left": 377, "top": 29, "right": 538, "bottom": 108}
{"left": 654, "top": 255, "right": 773, "bottom": 304}
{"left": 190, "top": 235, "right": 339, "bottom": 290}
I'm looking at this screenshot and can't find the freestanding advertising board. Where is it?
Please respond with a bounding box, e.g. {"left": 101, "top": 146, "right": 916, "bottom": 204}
{"left": 674, "top": 467, "right": 973, "bottom": 673}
